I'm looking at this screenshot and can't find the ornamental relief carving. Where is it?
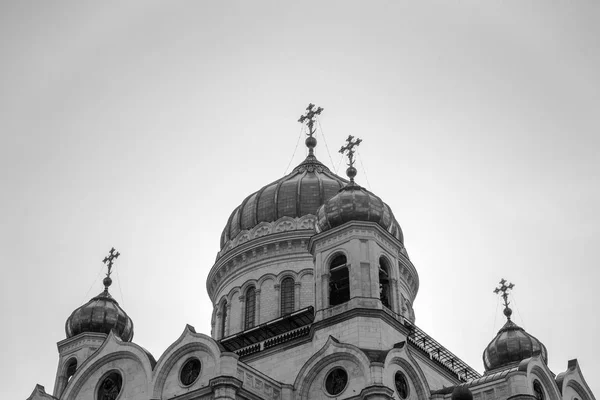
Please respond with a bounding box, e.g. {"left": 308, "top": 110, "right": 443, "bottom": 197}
{"left": 210, "top": 239, "right": 314, "bottom": 297}
{"left": 217, "top": 215, "right": 317, "bottom": 259}
{"left": 237, "top": 369, "right": 282, "bottom": 400}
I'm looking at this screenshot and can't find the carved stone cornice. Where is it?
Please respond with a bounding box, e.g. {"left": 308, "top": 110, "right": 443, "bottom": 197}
{"left": 359, "top": 385, "right": 395, "bottom": 399}
{"left": 207, "top": 229, "right": 316, "bottom": 301}
{"left": 209, "top": 376, "right": 243, "bottom": 390}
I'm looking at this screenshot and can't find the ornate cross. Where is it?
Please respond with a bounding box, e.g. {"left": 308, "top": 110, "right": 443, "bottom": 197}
{"left": 339, "top": 135, "right": 362, "bottom": 168}
{"left": 298, "top": 103, "right": 323, "bottom": 156}
{"left": 102, "top": 247, "right": 120, "bottom": 278}
{"left": 493, "top": 278, "right": 515, "bottom": 319}
{"left": 298, "top": 103, "right": 323, "bottom": 138}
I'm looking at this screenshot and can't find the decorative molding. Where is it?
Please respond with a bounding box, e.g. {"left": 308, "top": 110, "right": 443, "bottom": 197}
{"left": 217, "top": 215, "right": 317, "bottom": 260}
{"left": 236, "top": 369, "right": 282, "bottom": 400}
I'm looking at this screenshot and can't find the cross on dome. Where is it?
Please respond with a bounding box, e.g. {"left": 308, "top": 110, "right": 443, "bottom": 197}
{"left": 102, "top": 247, "right": 120, "bottom": 290}
{"left": 493, "top": 278, "right": 515, "bottom": 321}
{"left": 298, "top": 103, "right": 324, "bottom": 156}
{"left": 339, "top": 135, "right": 362, "bottom": 182}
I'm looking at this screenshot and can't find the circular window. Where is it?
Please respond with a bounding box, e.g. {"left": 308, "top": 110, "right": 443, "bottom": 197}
{"left": 394, "top": 371, "right": 409, "bottom": 399}
{"left": 180, "top": 358, "right": 201, "bottom": 386}
{"left": 97, "top": 371, "right": 122, "bottom": 400}
{"left": 325, "top": 367, "right": 348, "bottom": 396}
{"left": 533, "top": 380, "right": 544, "bottom": 400}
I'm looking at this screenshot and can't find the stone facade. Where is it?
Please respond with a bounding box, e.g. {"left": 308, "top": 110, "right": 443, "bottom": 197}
{"left": 27, "top": 143, "right": 596, "bottom": 400}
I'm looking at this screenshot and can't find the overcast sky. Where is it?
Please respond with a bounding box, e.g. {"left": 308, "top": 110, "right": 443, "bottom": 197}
{"left": 1, "top": 1, "right": 599, "bottom": 399}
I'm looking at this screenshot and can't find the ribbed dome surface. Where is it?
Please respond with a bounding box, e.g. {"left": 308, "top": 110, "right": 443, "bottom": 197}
{"left": 65, "top": 288, "right": 134, "bottom": 342}
{"left": 315, "top": 183, "right": 403, "bottom": 243}
{"left": 482, "top": 319, "right": 547, "bottom": 372}
{"left": 220, "top": 155, "right": 348, "bottom": 249}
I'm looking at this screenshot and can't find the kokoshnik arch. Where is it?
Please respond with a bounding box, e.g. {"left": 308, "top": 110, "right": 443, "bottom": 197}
{"left": 27, "top": 105, "right": 596, "bottom": 400}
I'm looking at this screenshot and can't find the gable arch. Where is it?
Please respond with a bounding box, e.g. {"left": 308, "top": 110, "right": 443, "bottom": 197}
{"left": 566, "top": 380, "right": 592, "bottom": 400}
{"left": 294, "top": 337, "right": 371, "bottom": 399}
{"left": 531, "top": 364, "right": 562, "bottom": 400}
{"left": 387, "top": 356, "right": 430, "bottom": 400}
{"left": 385, "top": 344, "right": 431, "bottom": 400}
{"left": 152, "top": 342, "right": 219, "bottom": 398}
{"left": 297, "top": 352, "right": 368, "bottom": 399}
{"left": 63, "top": 351, "right": 150, "bottom": 400}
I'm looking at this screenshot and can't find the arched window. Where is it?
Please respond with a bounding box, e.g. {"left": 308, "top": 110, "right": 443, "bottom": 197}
{"left": 245, "top": 287, "right": 256, "bottom": 330}
{"left": 281, "top": 277, "right": 295, "bottom": 315}
{"left": 533, "top": 380, "right": 544, "bottom": 400}
{"left": 97, "top": 371, "right": 122, "bottom": 400}
{"left": 379, "top": 257, "right": 391, "bottom": 308}
{"left": 220, "top": 300, "right": 228, "bottom": 338}
{"left": 329, "top": 254, "right": 350, "bottom": 306}
{"left": 65, "top": 358, "right": 77, "bottom": 381}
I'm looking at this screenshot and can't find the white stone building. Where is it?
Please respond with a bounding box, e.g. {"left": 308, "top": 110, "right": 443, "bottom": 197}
{"left": 27, "top": 107, "right": 596, "bottom": 400}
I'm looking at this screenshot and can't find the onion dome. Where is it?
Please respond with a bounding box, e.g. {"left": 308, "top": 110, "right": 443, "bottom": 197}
{"left": 219, "top": 105, "right": 352, "bottom": 256}
{"left": 452, "top": 386, "right": 473, "bottom": 400}
{"left": 219, "top": 154, "right": 348, "bottom": 251}
{"left": 314, "top": 136, "right": 403, "bottom": 242}
{"left": 65, "top": 249, "right": 134, "bottom": 342}
{"left": 483, "top": 280, "right": 547, "bottom": 372}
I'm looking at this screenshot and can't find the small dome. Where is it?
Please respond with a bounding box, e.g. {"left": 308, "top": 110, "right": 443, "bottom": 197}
{"left": 452, "top": 386, "right": 473, "bottom": 400}
{"left": 315, "top": 182, "right": 403, "bottom": 242}
{"left": 65, "top": 287, "right": 134, "bottom": 342}
{"left": 219, "top": 154, "right": 348, "bottom": 252}
{"left": 482, "top": 319, "right": 547, "bottom": 372}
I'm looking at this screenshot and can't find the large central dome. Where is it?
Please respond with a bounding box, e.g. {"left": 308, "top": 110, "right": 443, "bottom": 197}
{"left": 219, "top": 154, "right": 348, "bottom": 251}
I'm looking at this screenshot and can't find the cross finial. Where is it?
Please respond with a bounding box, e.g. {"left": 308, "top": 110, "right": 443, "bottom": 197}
{"left": 339, "top": 135, "right": 362, "bottom": 182}
{"left": 493, "top": 278, "right": 515, "bottom": 321}
{"left": 298, "top": 103, "right": 324, "bottom": 156}
{"left": 102, "top": 247, "right": 120, "bottom": 290}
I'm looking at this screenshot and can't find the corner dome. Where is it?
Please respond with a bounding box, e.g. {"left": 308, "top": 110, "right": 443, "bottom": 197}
{"left": 482, "top": 318, "right": 547, "bottom": 372}
{"left": 315, "top": 182, "right": 403, "bottom": 242}
{"left": 65, "top": 277, "right": 134, "bottom": 342}
{"left": 219, "top": 154, "right": 348, "bottom": 253}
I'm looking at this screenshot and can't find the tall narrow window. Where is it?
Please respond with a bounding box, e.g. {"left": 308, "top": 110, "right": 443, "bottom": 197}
{"left": 281, "top": 277, "right": 295, "bottom": 315}
{"left": 245, "top": 287, "right": 256, "bottom": 330}
{"left": 379, "top": 257, "right": 391, "bottom": 308}
{"left": 220, "top": 300, "right": 228, "bottom": 338}
{"left": 329, "top": 254, "right": 350, "bottom": 306}
{"left": 65, "top": 358, "right": 77, "bottom": 381}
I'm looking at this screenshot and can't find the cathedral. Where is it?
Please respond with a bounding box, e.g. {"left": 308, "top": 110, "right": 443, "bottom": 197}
{"left": 27, "top": 105, "right": 595, "bottom": 400}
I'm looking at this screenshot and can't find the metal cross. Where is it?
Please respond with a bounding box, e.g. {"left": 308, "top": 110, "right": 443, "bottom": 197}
{"left": 102, "top": 247, "right": 120, "bottom": 277}
{"left": 493, "top": 278, "right": 514, "bottom": 309}
{"left": 339, "top": 135, "right": 362, "bottom": 168}
{"left": 298, "top": 103, "right": 323, "bottom": 138}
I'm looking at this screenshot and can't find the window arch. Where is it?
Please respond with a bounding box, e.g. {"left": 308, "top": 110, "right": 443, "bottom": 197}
{"left": 379, "top": 257, "right": 391, "bottom": 309}
{"left": 65, "top": 358, "right": 77, "bottom": 382}
{"left": 533, "top": 380, "right": 544, "bottom": 400}
{"left": 281, "top": 277, "right": 295, "bottom": 315}
{"left": 245, "top": 287, "right": 256, "bottom": 330}
{"left": 329, "top": 254, "right": 350, "bottom": 306}
{"left": 220, "top": 300, "right": 228, "bottom": 338}
{"left": 97, "top": 371, "right": 122, "bottom": 400}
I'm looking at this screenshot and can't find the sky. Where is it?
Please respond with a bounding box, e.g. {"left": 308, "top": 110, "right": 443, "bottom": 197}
{"left": 1, "top": 1, "right": 599, "bottom": 398}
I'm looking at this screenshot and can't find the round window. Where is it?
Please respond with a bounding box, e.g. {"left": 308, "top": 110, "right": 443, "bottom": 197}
{"left": 180, "top": 358, "right": 201, "bottom": 386}
{"left": 97, "top": 371, "right": 122, "bottom": 400}
{"left": 533, "top": 380, "right": 544, "bottom": 400}
{"left": 325, "top": 367, "right": 348, "bottom": 396}
{"left": 394, "top": 371, "right": 409, "bottom": 399}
